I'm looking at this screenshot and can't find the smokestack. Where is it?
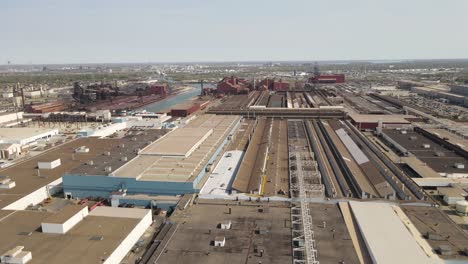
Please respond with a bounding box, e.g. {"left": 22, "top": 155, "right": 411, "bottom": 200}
{"left": 200, "top": 80, "right": 204, "bottom": 96}
{"left": 21, "top": 88, "right": 25, "bottom": 110}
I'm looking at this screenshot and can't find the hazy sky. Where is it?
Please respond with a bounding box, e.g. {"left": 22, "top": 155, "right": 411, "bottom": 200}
{"left": 1, "top": 0, "right": 467, "bottom": 64}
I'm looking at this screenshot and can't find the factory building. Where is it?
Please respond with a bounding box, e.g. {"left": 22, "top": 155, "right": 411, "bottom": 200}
{"left": 0, "top": 134, "right": 159, "bottom": 264}
{"left": 62, "top": 115, "right": 241, "bottom": 206}
{"left": 170, "top": 102, "right": 200, "bottom": 117}
{"left": 146, "top": 83, "right": 168, "bottom": 96}
{"left": 0, "top": 111, "right": 24, "bottom": 126}
{"left": 23, "top": 90, "right": 42, "bottom": 99}
{"left": 0, "top": 127, "right": 59, "bottom": 145}
{"left": 309, "top": 74, "right": 345, "bottom": 84}
{"left": 348, "top": 113, "right": 417, "bottom": 130}
{"left": 2, "top": 92, "right": 14, "bottom": 98}
{"left": 256, "top": 78, "right": 290, "bottom": 91}
{"left": 0, "top": 205, "right": 152, "bottom": 264}
{"left": 450, "top": 84, "right": 468, "bottom": 96}
{"left": 412, "top": 86, "right": 466, "bottom": 105}
{"left": 0, "top": 143, "right": 23, "bottom": 159}
{"left": 217, "top": 76, "right": 250, "bottom": 94}
{"left": 76, "top": 122, "right": 127, "bottom": 138}
{"left": 170, "top": 101, "right": 209, "bottom": 117}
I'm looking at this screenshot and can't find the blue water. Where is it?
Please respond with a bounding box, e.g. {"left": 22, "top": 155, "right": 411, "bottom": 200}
{"left": 140, "top": 86, "right": 201, "bottom": 113}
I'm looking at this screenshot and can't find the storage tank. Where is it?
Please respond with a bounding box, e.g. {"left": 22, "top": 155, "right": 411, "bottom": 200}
{"left": 455, "top": 200, "right": 468, "bottom": 216}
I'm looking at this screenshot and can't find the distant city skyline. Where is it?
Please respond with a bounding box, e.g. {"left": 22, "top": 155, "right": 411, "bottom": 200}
{"left": 1, "top": 0, "right": 467, "bottom": 64}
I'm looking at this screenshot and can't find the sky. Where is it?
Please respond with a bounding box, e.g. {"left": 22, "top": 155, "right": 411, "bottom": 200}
{"left": 0, "top": 0, "right": 467, "bottom": 64}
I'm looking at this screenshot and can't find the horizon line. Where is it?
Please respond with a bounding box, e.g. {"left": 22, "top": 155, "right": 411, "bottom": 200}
{"left": 2, "top": 57, "right": 468, "bottom": 67}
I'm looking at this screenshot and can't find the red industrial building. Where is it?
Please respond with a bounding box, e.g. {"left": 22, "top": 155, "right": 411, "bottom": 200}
{"left": 348, "top": 113, "right": 420, "bottom": 130}
{"left": 216, "top": 76, "right": 250, "bottom": 94}
{"left": 272, "top": 80, "right": 290, "bottom": 91}
{"left": 309, "top": 74, "right": 345, "bottom": 84}
{"left": 146, "top": 83, "right": 168, "bottom": 96}
{"left": 256, "top": 78, "right": 290, "bottom": 91}
{"left": 170, "top": 100, "right": 209, "bottom": 117}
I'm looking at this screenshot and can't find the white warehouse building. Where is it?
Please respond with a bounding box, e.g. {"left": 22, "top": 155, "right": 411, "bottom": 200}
{"left": 0, "top": 127, "right": 59, "bottom": 145}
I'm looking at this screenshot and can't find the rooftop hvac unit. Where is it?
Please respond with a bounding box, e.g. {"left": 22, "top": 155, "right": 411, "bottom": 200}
{"left": 75, "top": 146, "right": 90, "bottom": 153}
{"left": 0, "top": 246, "right": 32, "bottom": 264}
{"left": 422, "top": 144, "right": 431, "bottom": 149}
{"left": 121, "top": 156, "right": 127, "bottom": 162}
{"left": 454, "top": 163, "right": 465, "bottom": 169}
{"left": 104, "top": 166, "right": 112, "bottom": 172}
{"left": 87, "top": 160, "right": 94, "bottom": 166}
{"left": 409, "top": 136, "right": 417, "bottom": 140}
{"left": 401, "top": 130, "right": 407, "bottom": 134}
{"left": 434, "top": 152, "right": 445, "bottom": 157}
{"left": 119, "top": 144, "right": 125, "bottom": 148}
{"left": 0, "top": 176, "right": 15, "bottom": 189}
{"left": 104, "top": 152, "right": 111, "bottom": 156}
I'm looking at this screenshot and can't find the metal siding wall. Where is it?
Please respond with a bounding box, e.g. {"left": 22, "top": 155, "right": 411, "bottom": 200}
{"left": 63, "top": 175, "right": 196, "bottom": 198}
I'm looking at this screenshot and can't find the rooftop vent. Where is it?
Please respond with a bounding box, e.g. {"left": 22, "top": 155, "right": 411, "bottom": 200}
{"left": 0, "top": 176, "right": 16, "bottom": 189}
{"left": 220, "top": 220, "right": 232, "bottom": 230}
{"left": 437, "top": 245, "right": 453, "bottom": 256}
{"left": 89, "top": 235, "right": 104, "bottom": 241}
{"left": 75, "top": 146, "right": 90, "bottom": 153}
{"left": 17, "top": 232, "right": 32, "bottom": 236}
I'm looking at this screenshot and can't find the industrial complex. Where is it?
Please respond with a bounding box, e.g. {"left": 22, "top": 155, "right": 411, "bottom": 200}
{"left": 0, "top": 60, "right": 468, "bottom": 264}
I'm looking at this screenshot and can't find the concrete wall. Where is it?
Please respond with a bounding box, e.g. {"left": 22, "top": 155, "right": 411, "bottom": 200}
{"left": 2, "top": 177, "right": 62, "bottom": 210}
{"left": 38, "top": 159, "right": 61, "bottom": 170}
{"left": 103, "top": 210, "right": 152, "bottom": 264}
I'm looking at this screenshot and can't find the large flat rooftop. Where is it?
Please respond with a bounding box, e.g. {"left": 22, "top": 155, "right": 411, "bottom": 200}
{"left": 308, "top": 203, "right": 361, "bottom": 263}
{"left": 0, "top": 137, "right": 118, "bottom": 209}
{"left": 424, "top": 128, "right": 468, "bottom": 153}
{"left": 67, "top": 129, "right": 167, "bottom": 176}
{"left": 349, "top": 113, "right": 417, "bottom": 124}
{"left": 140, "top": 127, "right": 212, "bottom": 157}
{"left": 156, "top": 202, "right": 292, "bottom": 264}
{"left": 113, "top": 114, "right": 240, "bottom": 182}
{"left": 349, "top": 201, "right": 437, "bottom": 264}
{"left": 0, "top": 127, "right": 57, "bottom": 140}
{"left": 402, "top": 205, "right": 468, "bottom": 261}
{"left": 383, "top": 129, "right": 468, "bottom": 174}
{"left": 0, "top": 206, "right": 145, "bottom": 264}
